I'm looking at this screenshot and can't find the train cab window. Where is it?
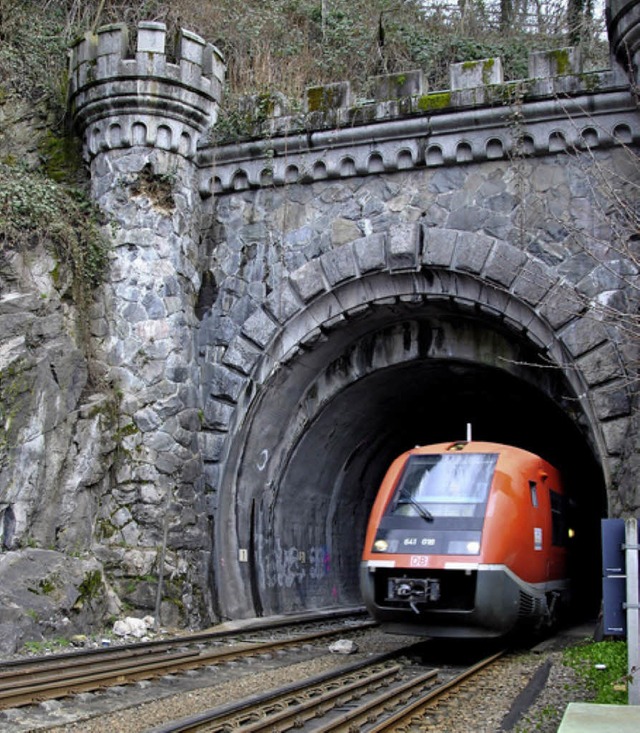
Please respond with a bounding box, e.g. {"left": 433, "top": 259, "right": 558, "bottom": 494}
{"left": 529, "top": 481, "right": 538, "bottom": 508}
{"left": 550, "top": 490, "right": 566, "bottom": 546}
{"left": 388, "top": 453, "right": 497, "bottom": 519}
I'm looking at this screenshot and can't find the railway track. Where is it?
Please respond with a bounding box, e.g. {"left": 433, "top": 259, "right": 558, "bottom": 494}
{"left": 0, "top": 611, "right": 508, "bottom": 733}
{"left": 145, "top": 648, "right": 504, "bottom": 733}
{"left": 0, "top": 611, "right": 374, "bottom": 711}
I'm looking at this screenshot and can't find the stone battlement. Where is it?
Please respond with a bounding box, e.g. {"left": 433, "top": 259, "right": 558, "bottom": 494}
{"left": 68, "top": 22, "right": 225, "bottom": 160}
{"left": 69, "top": 21, "right": 224, "bottom": 96}
{"left": 304, "top": 47, "right": 586, "bottom": 116}
{"left": 213, "top": 47, "right": 626, "bottom": 146}
{"left": 202, "top": 45, "right": 638, "bottom": 195}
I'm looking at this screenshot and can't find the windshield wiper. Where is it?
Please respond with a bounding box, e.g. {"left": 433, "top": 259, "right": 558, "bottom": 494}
{"left": 399, "top": 490, "right": 434, "bottom": 522}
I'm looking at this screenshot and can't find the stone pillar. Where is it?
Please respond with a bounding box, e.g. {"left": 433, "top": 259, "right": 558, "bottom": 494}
{"left": 68, "top": 22, "right": 224, "bottom": 625}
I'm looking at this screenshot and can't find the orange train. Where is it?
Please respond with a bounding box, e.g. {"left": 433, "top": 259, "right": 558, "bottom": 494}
{"left": 360, "top": 441, "right": 572, "bottom": 638}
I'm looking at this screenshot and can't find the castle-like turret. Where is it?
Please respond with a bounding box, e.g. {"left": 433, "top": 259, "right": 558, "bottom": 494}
{"left": 66, "top": 23, "right": 226, "bottom": 628}
{"left": 68, "top": 21, "right": 224, "bottom": 159}
{"left": 608, "top": 0, "right": 640, "bottom": 81}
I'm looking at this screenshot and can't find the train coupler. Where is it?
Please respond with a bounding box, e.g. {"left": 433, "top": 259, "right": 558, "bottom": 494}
{"left": 386, "top": 577, "right": 441, "bottom": 610}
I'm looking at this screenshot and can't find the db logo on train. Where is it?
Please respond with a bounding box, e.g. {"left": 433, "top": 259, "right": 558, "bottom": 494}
{"left": 410, "top": 555, "right": 429, "bottom": 567}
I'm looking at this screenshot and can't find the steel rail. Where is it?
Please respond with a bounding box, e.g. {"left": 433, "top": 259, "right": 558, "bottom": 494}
{"left": 0, "top": 650, "right": 202, "bottom": 709}
{"left": 145, "top": 645, "right": 429, "bottom": 733}
{"left": 0, "top": 648, "right": 206, "bottom": 692}
{"left": 365, "top": 650, "right": 505, "bottom": 732}
{"left": 145, "top": 649, "right": 504, "bottom": 733}
{"left": 0, "top": 646, "right": 196, "bottom": 684}
{"left": 222, "top": 664, "right": 415, "bottom": 732}
{"left": 0, "top": 607, "right": 368, "bottom": 670}
{"left": 220, "top": 655, "right": 502, "bottom": 733}
{"left": 301, "top": 668, "right": 440, "bottom": 733}
{"left": 0, "top": 619, "right": 376, "bottom": 710}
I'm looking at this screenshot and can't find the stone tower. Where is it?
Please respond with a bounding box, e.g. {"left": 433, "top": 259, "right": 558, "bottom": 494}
{"left": 68, "top": 22, "right": 224, "bottom": 624}
{"left": 608, "top": 0, "right": 640, "bottom": 81}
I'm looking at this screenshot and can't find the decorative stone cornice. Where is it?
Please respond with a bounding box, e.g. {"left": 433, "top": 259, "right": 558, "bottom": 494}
{"left": 68, "top": 22, "right": 225, "bottom": 161}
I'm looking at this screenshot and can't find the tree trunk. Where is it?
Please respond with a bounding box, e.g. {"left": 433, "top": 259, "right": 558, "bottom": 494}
{"left": 500, "top": 0, "right": 514, "bottom": 31}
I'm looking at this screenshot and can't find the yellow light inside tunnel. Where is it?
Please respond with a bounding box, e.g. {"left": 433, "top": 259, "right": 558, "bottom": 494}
{"left": 568, "top": 528, "right": 575, "bottom": 539}
{"left": 373, "top": 539, "right": 389, "bottom": 552}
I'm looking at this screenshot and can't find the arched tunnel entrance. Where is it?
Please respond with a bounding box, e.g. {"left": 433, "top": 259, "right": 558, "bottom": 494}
{"left": 214, "top": 282, "right": 608, "bottom": 624}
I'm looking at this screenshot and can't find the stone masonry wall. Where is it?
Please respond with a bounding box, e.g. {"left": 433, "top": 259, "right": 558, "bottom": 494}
{"left": 0, "top": 21, "right": 226, "bottom": 652}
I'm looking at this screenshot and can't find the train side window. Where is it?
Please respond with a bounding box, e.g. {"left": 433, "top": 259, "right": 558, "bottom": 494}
{"left": 550, "top": 490, "right": 566, "bottom": 546}
{"left": 529, "top": 481, "right": 538, "bottom": 508}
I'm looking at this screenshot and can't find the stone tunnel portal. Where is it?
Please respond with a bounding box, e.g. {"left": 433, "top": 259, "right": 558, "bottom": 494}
{"left": 214, "top": 279, "right": 607, "bottom": 623}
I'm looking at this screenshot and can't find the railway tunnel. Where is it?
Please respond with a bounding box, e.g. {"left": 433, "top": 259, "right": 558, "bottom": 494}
{"left": 213, "top": 268, "right": 608, "bottom": 623}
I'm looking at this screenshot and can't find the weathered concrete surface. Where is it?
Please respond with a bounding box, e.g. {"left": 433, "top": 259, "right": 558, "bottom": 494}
{"left": 557, "top": 702, "right": 640, "bottom": 733}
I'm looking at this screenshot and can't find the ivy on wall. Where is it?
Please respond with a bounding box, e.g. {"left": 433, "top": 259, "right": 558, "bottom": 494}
{"left": 0, "top": 162, "right": 110, "bottom": 294}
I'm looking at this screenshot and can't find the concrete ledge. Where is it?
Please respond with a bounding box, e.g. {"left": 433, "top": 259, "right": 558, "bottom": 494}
{"left": 557, "top": 703, "right": 640, "bottom": 732}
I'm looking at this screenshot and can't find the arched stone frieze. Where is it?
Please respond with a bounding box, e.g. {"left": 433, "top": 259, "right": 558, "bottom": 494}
{"left": 313, "top": 160, "right": 328, "bottom": 179}
{"left": 397, "top": 149, "right": 415, "bottom": 169}
{"left": 367, "top": 152, "right": 385, "bottom": 173}
{"left": 132, "top": 122, "right": 148, "bottom": 146}
{"left": 340, "top": 156, "right": 356, "bottom": 176}
{"left": 426, "top": 145, "right": 444, "bottom": 166}
{"left": 580, "top": 127, "right": 600, "bottom": 148}
{"left": 486, "top": 137, "right": 505, "bottom": 159}
{"left": 549, "top": 130, "right": 568, "bottom": 152}
{"left": 456, "top": 141, "right": 473, "bottom": 162}
{"left": 613, "top": 123, "right": 633, "bottom": 143}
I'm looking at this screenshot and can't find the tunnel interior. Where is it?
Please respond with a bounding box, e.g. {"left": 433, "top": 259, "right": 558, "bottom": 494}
{"left": 220, "top": 300, "right": 607, "bottom": 622}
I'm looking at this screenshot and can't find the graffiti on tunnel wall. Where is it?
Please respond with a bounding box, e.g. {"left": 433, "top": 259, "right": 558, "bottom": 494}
{"left": 257, "top": 535, "right": 332, "bottom": 592}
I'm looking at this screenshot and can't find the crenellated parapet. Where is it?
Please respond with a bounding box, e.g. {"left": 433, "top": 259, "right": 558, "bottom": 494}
{"left": 202, "top": 46, "right": 638, "bottom": 195}
{"left": 68, "top": 21, "right": 225, "bottom": 161}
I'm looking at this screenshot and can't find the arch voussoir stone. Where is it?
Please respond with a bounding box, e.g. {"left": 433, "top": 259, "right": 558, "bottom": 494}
{"left": 451, "top": 230, "right": 495, "bottom": 274}
{"left": 320, "top": 243, "right": 359, "bottom": 285}
{"left": 483, "top": 239, "right": 528, "bottom": 288}
{"left": 558, "top": 317, "right": 610, "bottom": 358}
{"left": 387, "top": 222, "right": 420, "bottom": 271}
{"left": 537, "top": 284, "right": 586, "bottom": 329}
{"left": 511, "top": 258, "right": 558, "bottom": 306}
{"left": 353, "top": 233, "right": 387, "bottom": 274}
{"left": 420, "top": 225, "right": 458, "bottom": 267}
{"left": 289, "top": 258, "right": 328, "bottom": 302}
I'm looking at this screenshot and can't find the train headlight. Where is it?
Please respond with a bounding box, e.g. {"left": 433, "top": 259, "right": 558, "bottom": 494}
{"left": 373, "top": 539, "right": 389, "bottom": 552}
{"left": 447, "top": 536, "right": 481, "bottom": 554}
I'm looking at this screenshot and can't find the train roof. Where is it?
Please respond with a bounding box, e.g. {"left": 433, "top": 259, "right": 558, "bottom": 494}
{"left": 406, "top": 441, "right": 553, "bottom": 466}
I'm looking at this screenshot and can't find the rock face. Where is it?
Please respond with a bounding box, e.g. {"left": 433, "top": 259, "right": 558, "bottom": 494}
{"left": 0, "top": 227, "right": 118, "bottom": 654}
{"left": 2, "top": 8, "right": 640, "bottom": 648}
{"left": 0, "top": 550, "right": 116, "bottom": 655}
{"left": 0, "top": 23, "right": 226, "bottom": 652}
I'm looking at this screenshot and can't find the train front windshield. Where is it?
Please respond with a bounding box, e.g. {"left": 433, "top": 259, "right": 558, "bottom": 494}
{"left": 388, "top": 453, "right": 497, "bottom": 519}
